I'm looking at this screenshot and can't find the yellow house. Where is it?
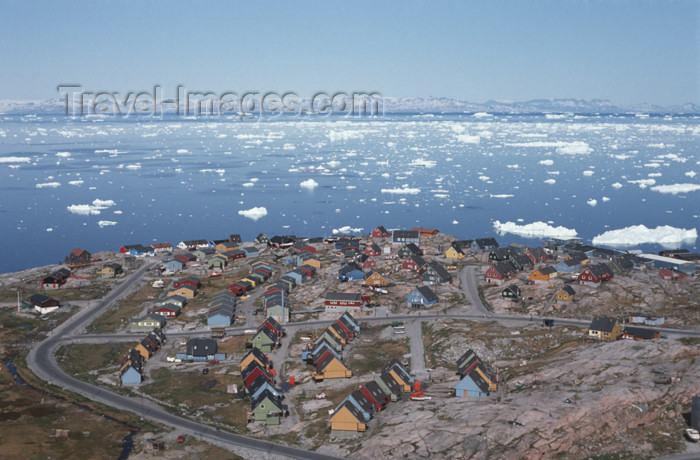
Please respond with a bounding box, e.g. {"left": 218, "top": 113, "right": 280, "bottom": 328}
{"left": 474, "top": 365, "right": 498, "bottom": 392}
{"left": 134, "top": 343, "right": 153, "bottom": 360}
{"left": 387, "top": 369, "right": 412, "bottom": 393}
{"left": 556, "top": 286, "right": 575, "bottom": 303}
{"left": 587, "top": 317, "right": 622, "bottom": 340}
{"left": 445, "top": 246, "right": 465, "bottom": 259}
{"left": 303, "top": 258, "right": 321, "bottom": 268}
{"left": 313, "top": 355, "right": 352, "bottom": 380}
{"left": 528, "top": 266, "right": 557, "bottom": 283}
{"left": 330, "top": 400, "right": 366, "bottom": 432}
{"left": 326, "top": 325, "right": 347, "bottom": 345}
{"left": 239, "top": 349, "right": 269, "bottom": 372}
{"left": 240, "top": 277, "right": 257, "bottom": 288}
{"left": 168, "top": 286, "right": 196, "bottom": 298}
{"left": 216, "top": 242, "right": 238, "bottom": 252}
{"left": 363, "top": 271, "right": 389, "bottom": 287}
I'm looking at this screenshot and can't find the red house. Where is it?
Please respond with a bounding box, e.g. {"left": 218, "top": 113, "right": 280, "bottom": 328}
{"left": 485, "top": 262, "right": 515, "bottom": 285}
{"left": 658, "top": 269, "right": 686, "bottom": 280}
{"left": 260, "top": 317, "right": 286, "bottom": 338}
{"left": 147, "top": 304, "right": 181, "bottom": 318}
{"left": 173, "top": 277, "right": 201, "bottom": 289}
{"left": 242, "top": 363, "right": 274, "bottom": 388}
{"left": 300, "top": 245, "right": 317, "bottom": 254}
{"left": 371, "top": 225, "right": 390, "bottom": 238}
{"left": 357, "top": 254, "right": 376, "bottom": 269}
{"left": 334, "top": 318, "right": 355, "bottom": 342}
{"left": 578, "top": 264, "right": 614, "bottom": 287}
{"left": 359, "top": 381, "right": 390, "bottom": 412}
{"left": 298, "top": 265, "right": 316, "bottom": 277}
{"left": 227, "top": 282, "right": 248, "bottom": 295}
{"left": 402, "top": 254, "right": 427, "bottom": 272}
{"left": 364, "top": 243, "right": 382, "bottom": 257}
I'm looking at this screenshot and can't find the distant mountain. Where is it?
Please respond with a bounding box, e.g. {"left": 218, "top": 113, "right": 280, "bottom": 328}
{"left": 0, "top": 96, "right": 698, "bottom": 116}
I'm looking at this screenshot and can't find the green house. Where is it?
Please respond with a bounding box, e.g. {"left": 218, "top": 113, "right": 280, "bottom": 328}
{"left": 313, "top": 331, "right": 343, "bottom": 352}
{"left": 501, "top": 285, "right": 521, "bottom": 300}
{"left": 208, "top": 257, "right": 227, "bottom": 270}
{"left": 250, "top": 327, "right": 278, "bottom": 352}
{"left": 256, "top": 233, "right": 270, "bottom": 245}
{"left": 398, "top": 243, "right": 422, "bottom": 259}
{"left": 251, "top": 389, "right": 284, "bottom": 425}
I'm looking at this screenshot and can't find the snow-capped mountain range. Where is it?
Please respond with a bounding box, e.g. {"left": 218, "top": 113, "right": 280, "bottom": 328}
{"left": 0, "top": 96, "right": 698, "bottom": 115}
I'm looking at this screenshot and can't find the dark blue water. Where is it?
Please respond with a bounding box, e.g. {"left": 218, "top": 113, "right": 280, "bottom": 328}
{"left": 0, "top": 113, "right": 697, "bottom": 273}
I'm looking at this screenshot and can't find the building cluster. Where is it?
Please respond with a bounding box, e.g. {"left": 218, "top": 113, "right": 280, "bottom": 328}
{"left": 207, "top": 291, "right": 237, "bottom": 328}
{"left": 330, "top": 360, "right": 416, "bottom": 432}
{"left": 120, "top": 328, "right": 166, "bottom": 385}
{"left": 239, "top": 348, "right": 288, "bottom": 425}
{"left": 301, "top": 313, "right": 359, "bottom": 381}
{"left": 248, "top": 316, "right": 286, "bottom": 352}
{"left": 587, "top": 317, "right": 661, "bottom": 341}
{"left": 452, "top": 349, "right": 498, "bottom": 398}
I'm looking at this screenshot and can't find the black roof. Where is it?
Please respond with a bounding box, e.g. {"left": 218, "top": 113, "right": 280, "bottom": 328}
{"left": 589, "top": 317, "right": 618, "bottom": 333}
{"left": 28, "top": 293, "right": 58, "bottom": 307}
{"left": 362, "top": 380, "right": 388, "bottom": 403}
{"left": 560, "top": 285, "right": 576, "bottom": 295}
{"left": 393, "top": 230, "right": 420, "bottom": 239}
{"left": 623, "top": 326, "right": 658, "bottom": 340}
{"left": 416, "top": 286, "right": 438, "bottom": 302}
{"left": 325, "top": 292, "right": 362, "bottom": 302}
{"left": 426, "top": 261, "right": 452, "bottom": 281}
{"left": 186, "top": 338, "right": 217, "bottom": 357}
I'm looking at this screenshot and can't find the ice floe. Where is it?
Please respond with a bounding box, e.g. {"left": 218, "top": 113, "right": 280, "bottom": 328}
{"left": 493, "top": 220, "right": 578, "bottom": 239}
{"left": 489, "top": 194, "right": 514, "bottom": 198}
{"left": 66, "top": 199, "right": 116, "bottom": 215}
{"left": 237, "top": 206, "right": 268, "bottom": 221}
{"left": 0, "top": 156, "right": 31, "bottom": 163}
{"left": 456, "top": 134, "right": 480, "bottom": 144}
{"left": 98, "top": 220, "right": 117, "bottom": 228}
{"left": 587, "top": 199, "right": 598, "bottom": 206}
{"left": 381, "top": 186, "right": 420, "bottom": 195}
{"left": 36, "top": 182, "right": 61, "bottom": 188}
{"left": 332, "top": 226, "right": 363, "bottom": 234}
{"left": 592, "top": 225, "right": 697, "bottom": 247}
{"left": 300, "top": 178, "right": 319, "bottom": 189}
{"left": 649, "top": 183, "right": 700, "bottom": 194}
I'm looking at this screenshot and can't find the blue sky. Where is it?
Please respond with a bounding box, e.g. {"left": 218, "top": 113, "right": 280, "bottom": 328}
{"left": 1, "top": 0, "right": 698, "bottom": 105}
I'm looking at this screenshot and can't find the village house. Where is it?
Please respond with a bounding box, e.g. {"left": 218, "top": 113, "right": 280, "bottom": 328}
{"left": 420, "top": 261, "right": 453, "bottom": 284}
{"left": 41, "top": 268, "right": 71, "bottom": 289}
{"left": 629, "top": 313, "right": 664, "bottom": 326}
{"left": 208, "top": 305, "right": 234, "bottom": 327}
{"left": 364, "top": 243, "right": 382, "bottom": 257}
{"left": 397, "top": 243, "right": 423, "bottom": 258}
{"left": 167, "top": 285, "right": 196, "bottom": 298}
{"left": 177, "top": 239, "right": 211, "bottom": 250}
{"left": 249, "top": 327, "right": 280, "bottom": 352}
{"left": 100, "top": 263, "right": 123, "bottom": 278}
{"left": 147, "top": 303, "right": 181, "bottom": 318}
{"left": 392, "top": 230, "right": 421, "bottom": 245}
{"left": 489, "top": 247, "right": 518, "bottom": 262}
{"left": 622, "top": 326, "right": 660, "bottom": 341}
{"left": 240, "top": 348, "right": 272, "bottom": 372}
{"left": 501, "top": 285, "right": 521, "bottom": 301}
{"left": 312, "top": 353, "right": 352, "bottom": 380}
{"left": 402, "top": 254, "right": 427, "bottom": 272}
{"left": 407, "top": 286, "right": 438, "bottom": 307}
{"left": 129, "top": 314, "right": 166, "bottom": 332}
{"left": 472, "top": 237, "right": 499, "bottom": 252}
{"left": 525, "top": 246, "right": 549, "bottom": 263}
{"left": 330, "top": 399, "right": 367, "bottom": 432}
{"left": 445, "top": 243, "right": 465, "bottom": 260}
{"left": 26, "top": 293, "right": 61, "bottom": 314}
{"left": 360, "top": 380, "right": 390, "bottom": 413}
{"left": 371, "top": 225, "right": 390, "bottom": 238}
{"left": 453, "top": 349, "right": 497, "bottom": 397}
{"left": 363, "top": 270, "right": 390, "bottom": 287}
{"left": 177, "top": 338, "right": 226, "bottom": 362}
{"left": 528, "top": 265, "right": 558, "bottom": 283}
{"left": 150, "top": 242, "right": 173, "bottom": 254}
{"left": 338, "top": 262, "right": 364, "bottom": 282}
{"left": 120, "top": 350, "right": 144, "bottom": 385}
{"left": 64, "top": 248, "right": 91, "bottom": 267}
{"left": 324, "top": 292, "right": 367, "bottom": 313}
{"left": 485, "top": 261, "right": 516, "bottom": 285}
{"left": 555, "top": 285, "right": 576, "bottom": 303}
{"left": 578, "top": 264, "right": 614, "bottom": 287}
{"left": 251, "top": 389, "right": 287, "bottom": 425}
{"left": 587, "top": 317, "right": 622, "bottom": 340}
{"left": 411, "top": 227, "right": 439, "bottom": 237}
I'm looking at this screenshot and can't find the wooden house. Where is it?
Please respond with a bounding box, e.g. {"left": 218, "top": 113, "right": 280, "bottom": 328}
{"left": 364, "top": 243, "right": 382, "bottom": 257}
{"left": 41, "top": 268, "right": 71, "bottom": 289}
{"left": 240, "top": 348, "right": 272, "bottom": 372}
{"left": 338, "top": 262, "right": 364, "bottom": 282}
{"left": 312, "top": 354, "right": 352, "bottom": 380}
{"left": 360, "top": 381, "right": 390, "bottom": 412}
{"left": 64, "top": 248, "right": 91, "bottom": 267}
{"left": 251, "top": 389, "right": 286, "bottom": 425}
{"left": 407, "top": 286, "right": 438, "bottom": 307}
{"left": 529, "top": 265, "right": 557, "bottom": 283}
{"left": 445, "top": 244, "right": 465, "bottom": 260}
{"left": 411, "top": 227, "right": 439, "bottom": 237}
{"left": 472, "top": 238, "right": 499, "bottom": 252}
{"left": 363, "top": 270, "right": 390, "bottom": 287}
{"left": 622, "top": 326, "right": 660, "bottom": 341}
{"left": 587, "top": 317, "right": 622, "bottom": 340}
{"left": 330, "top": 400, "right": 367, "bottom": 432}
{"left": 325, "top": 292, "right": 366, "bottom": 313}
{"left": 147, "top": 303, "right": 181, "bottom": 318}
{"left": 397, "top": 243, "right": 423, "bottom": 258}
{"left": 371, "top": 225, "right": 390, "bottom": 238}
{"left": 420, "top": 261, "right": 452, "bottom": 284}
{"left": 392, "top": 230, "right": 420, "bottom": 245}
{"left": 485, "top": 262, "right": 516, "bottom": 285}
{"left": 501, "top": 285, "right": 521, "bottom": 301}
{"left": 402, "top": 254, "right": 427, "bottom": 272}
{"left": 578, "top": 264, "right": 614, "bottom": 287}
{"left": 27, "top": 293, "right": 60, "bottom": 314}
{"left": 167, "top": 286, "right": 196, "bottom": 298}
{"left": 555, "top": 285, "right": 575, "bottom": 303}
{"left": 250, "top": 327, "right": 279, "bottom": 352}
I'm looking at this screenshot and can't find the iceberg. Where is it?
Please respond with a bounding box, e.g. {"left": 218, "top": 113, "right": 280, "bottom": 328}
{"left": 381, "top": 186, "right": 420, "bottom": 195}
{"left": 98, "top": 220, "right": 117, "bottom": 228}
{"left": 493, "top": 220, "right": 578, "bottom": 239}
{"left": 0, "top": 156, "right": 31, "bottom": 163}
{"left": 332, "top": 226, "right": 363, "bottom": 234}
{"left": 238, "top": 206, "right": 268, "bottom": 221}
{"left": 300, "top": 178, "right": 319, "bottom": 189}
{"left": 36, "top": 182, "right": 61, "bottom": 188}
{"left": 592, "top": 225, "right": 697, "bottom": 247}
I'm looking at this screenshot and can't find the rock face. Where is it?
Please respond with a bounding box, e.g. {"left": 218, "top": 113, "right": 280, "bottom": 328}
{"left": 326, "top": 338, "right": 699, "bottom": 459}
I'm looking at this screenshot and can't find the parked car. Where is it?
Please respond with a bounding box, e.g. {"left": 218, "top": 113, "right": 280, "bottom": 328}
{"left": 202, "top": 368, "right": 209, "bottom": 375}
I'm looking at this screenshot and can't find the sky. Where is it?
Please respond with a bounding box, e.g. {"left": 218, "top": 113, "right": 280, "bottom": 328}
{"left": 0, "top": 0, "right": 698, "bottom": 106}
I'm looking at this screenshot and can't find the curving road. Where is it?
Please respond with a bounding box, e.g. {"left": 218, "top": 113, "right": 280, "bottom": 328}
{"left": 27, "top": 261, "right": 343, "bottom": 460}
{"left": 27, "top": 262, "right": 700, "bottom": 459}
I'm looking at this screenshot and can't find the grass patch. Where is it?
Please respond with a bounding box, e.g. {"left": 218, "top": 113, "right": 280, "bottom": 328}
{"left": 56, "top": 343, "right": 134, "bottom": 380}
{"left": 348, "top": 336, "right": 410, "bottom": 376}
{"left": 87, "top": 281, "right": 161, "bottom": 333}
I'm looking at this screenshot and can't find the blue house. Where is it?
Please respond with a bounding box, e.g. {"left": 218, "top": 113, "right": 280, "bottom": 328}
{"left": 407, "top": 286, "right": 438, "bottom": 307}
{"left": 555, "top": 259, "right": 581, "bottom": 273}
{"left": 285, "top": 269, "right": 305, "bottom": 283}
{"left": 247, "top": 374, "right": 284, "bottom": 401}
{"left": 129, "top": 245, "right": 155, "bottom": 257}
{"left": 208, "top": 305, "right": 234, "bottom": 327}
{"left": 164, "top": 259, "right": 185, "bottom": 272}
{"left": 454, "top": 371, "right": 491, "bottom": 397}
{"left": 120, "top": 365, "right": 142, "bottom": 385}
{"left": 453, "top": 349, "right": 496, "bottom": 397}
{"left": 339, "top": 312, "right": 360, "bottom": 334}
{"left": 338, "top": 262, "right": 364, "bottom": 281}
{"left": 343, "top": 390, "right": 374, "bottom": 422}
{"left": 302, "top": 339, "right": 343, "bottom": 362}
{"left": 242, "top": 246, "right": 260, "bottom": 258}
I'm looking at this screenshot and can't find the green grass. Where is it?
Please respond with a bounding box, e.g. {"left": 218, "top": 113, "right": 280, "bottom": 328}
{"left": 348, "top": 336, "right": 410, "bottom": 376}
{"left": 56, "top": 343, "right": 134, "bottom": 379}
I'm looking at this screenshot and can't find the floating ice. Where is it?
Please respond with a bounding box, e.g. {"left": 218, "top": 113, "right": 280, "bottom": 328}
{"left": 544, "top": 179, "right": 556, "bottom": 184}
{"left": 55, "top": 152, "right": 71, "bottom": 157}
{"left": 300, "top": 178, "right": 319, "bottom": 189}
{"left": 409, "top": 159, "right": 437, "bottom": 167}
{"left": 650, "top": 183, "right": 700, "bottom": 194}
{"left": 456, "top": 134, "right": 480, "bottom": 144}
{"left": 36, "top": 182, "right": 61, "bottom": 188}
{"left": 556, "top": 141, "right": 592, "bottom": 155}
{"left": 98, "top": 220, "right": 117, "bottom": 228}
{"left": 489, "top": 194, "right": 514, "bottom": 198}
{"left": 329, "top": 130, "right": 364, "bottom": 142}
{"left": 602, "top": 197, "right": 611, "bottom": 202}
{"left": 583, "top": 170, "right": 594, "bottom": 176}
{"left": 685, "top": 171, "right": 697, "bottom": 178}
{"left": 381, "top": 186, "right": 420, "bottom": 195}
{"left": 332, "top": 226, "right": 363, "bottom": 234}
{"left": 612, "top": 182, "right": 623, "bottom": 189}
{"left": 478, "top": 175, "right": 490, "bottom": 181}
{"left": 592, "top": 225, "right": 697, "bottom": 247}
{"left": 538, "top": 159, "right": 554, "bottom": 166}
{"left": 176, "top": 149, "right": 190, "bottom": 154}
{"left": 587, "top": 199, "right": 598, "bottom": 206}
{"left": 68, "top": 180, "right": 84, "bottom": 186}
{"left": 493, "top": 220, "right": 578, "bottom": 239}
{"left": 238, "top": 206, "right": 268, "bottom": 221}
{"left": 0, "top": 156, "right": 31, "bottom": 163}
{"left": 125, "top": 163, "right": 141, "bottom": 170}
{"left": 67, "top": 199, "right": 116, "bottom": 215}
